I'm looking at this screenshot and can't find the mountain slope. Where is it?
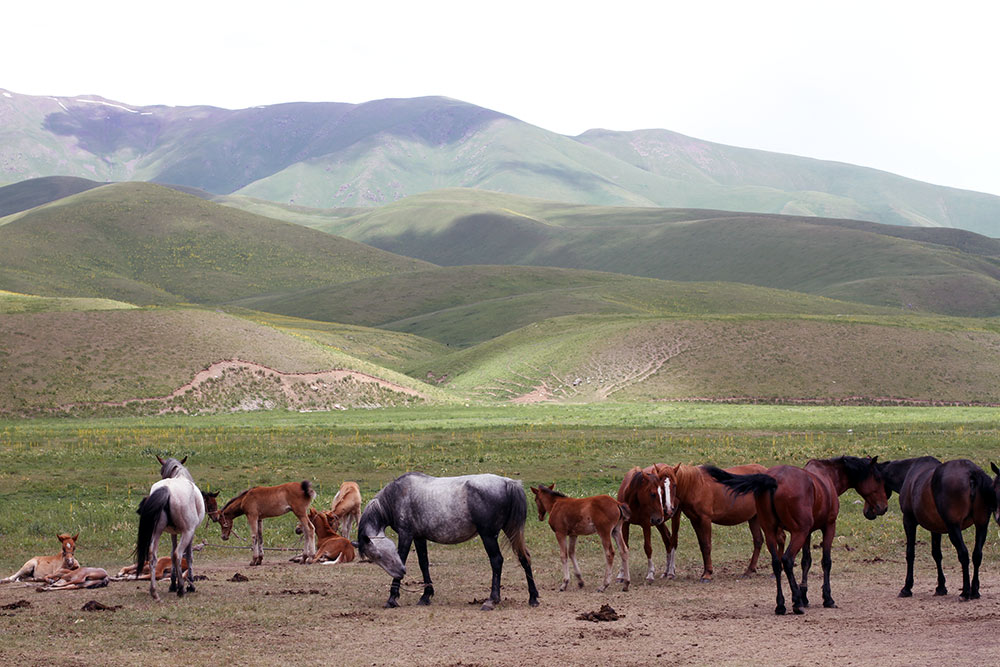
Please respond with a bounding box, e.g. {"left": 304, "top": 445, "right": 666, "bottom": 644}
{"left": 3, "top": 89, "right": 998, "bottom": 234}
{"left": 0, "top": 182, "right": 432, "bottom": 304}
{"left": 0, "top": 175, "right": 104, "bottom": 218}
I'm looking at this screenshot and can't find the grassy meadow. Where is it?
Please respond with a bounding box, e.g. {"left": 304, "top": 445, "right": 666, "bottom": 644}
{"left": 3, "top": 403, "right": 1000, "bottom": 574}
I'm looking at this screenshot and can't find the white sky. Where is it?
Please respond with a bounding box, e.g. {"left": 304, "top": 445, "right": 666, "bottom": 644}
{"left": 5, "top": 0, "right": 998, "bottom": 196}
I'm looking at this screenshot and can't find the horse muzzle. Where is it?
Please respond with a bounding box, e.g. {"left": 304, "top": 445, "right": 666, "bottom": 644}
{"left": 863, "top": 504, "right": 888, "bottom": 520}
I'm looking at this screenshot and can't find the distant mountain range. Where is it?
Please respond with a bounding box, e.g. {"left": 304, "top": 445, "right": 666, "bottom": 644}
{"left": 2, "top": 88, "right": 998, "bottom": 236}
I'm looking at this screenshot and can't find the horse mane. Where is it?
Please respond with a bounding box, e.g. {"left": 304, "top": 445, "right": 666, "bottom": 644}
{"left": 830, "top": 456, "right": 877, "bottom": 485}
{"left": 537, "top": 485, "right": 568, "bottom": 499}
{"left": 221, "top": 488, "right": 251, "bottom": 514}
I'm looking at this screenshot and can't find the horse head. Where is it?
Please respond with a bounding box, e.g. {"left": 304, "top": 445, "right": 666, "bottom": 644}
{"left": 202, "top": 490, "right": 221, "bottom": 523}
{"left": 156, "top": 455, "right": 188, "bottom": 480}
{"left": 58, "top": 533, "right": 79, "bottom": 569}
{"left": 654, "top": 464, "right": 680, "bottom": 520}
{"left": 354, "top": 533, "right": 406, "bottom": 579}
{"left": 529, "top": 484, "right": 557, "bottom": 521}
{"left": 854, "top": 456, "right": 889, "bottom": 520}
{"left": 629, "top": 470, "right": 665, "bottom": 526}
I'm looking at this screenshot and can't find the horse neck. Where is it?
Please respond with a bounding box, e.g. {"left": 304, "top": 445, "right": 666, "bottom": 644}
{"left": 359, "top": 497, "right": 390, "bottom": 536}
{"left": 805, "top": 459, "right": 850, "bottom": 495}
{"left": 675, "top": 465, "right": 701, "bottom": 496}
{"left": 535, "top": 488, "right": 561, "bottom": 513}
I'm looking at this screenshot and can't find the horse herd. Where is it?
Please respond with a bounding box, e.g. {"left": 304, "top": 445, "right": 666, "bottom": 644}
{"left": 3, "top": 454, "right": 999, "bottom": 616}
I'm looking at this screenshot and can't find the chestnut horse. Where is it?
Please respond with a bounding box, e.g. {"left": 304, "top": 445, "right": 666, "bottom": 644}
{"left": 38, "top": 566, "right": 110, "bottom": 591}
{"left": 1, "top": 533, "right": 79, "bottom": 583}
{"left": 329, "top": 481, "right": 362, "bottom": 538}
{"left": 616, "top": 465, "right": 673, "bottom": 583}
{"left": 290, "top": 508, "right": 356, "bottom": 564}
{"left": 879, "top": 457, "right": 999, "bottom": 600}
{"left": 532, "top": 484, "right": 631, "bottom": 592}
{"left": 707, "top": 456, "right": 888, "bottom": 615}
{"left": 668, "top": 463, "right": 767, "bottom": 582}
{"left": 219, "top": 480, "right": 317, "bottom": 566}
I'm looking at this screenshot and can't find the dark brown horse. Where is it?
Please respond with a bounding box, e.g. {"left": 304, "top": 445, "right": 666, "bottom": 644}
{"left": 616, "top": 465, "right": 673, "bottom": 583}
{"left": 707, "top": 456, "right": 888, "bottom": 615}
{"left": 668, "top": 463, "right": 767, "bottom": 582}
{"left": 879, "top": 457, "right": 999, "bottom": 600}
{"left": 532, "top": 484, "right": 631, "bottom": 592}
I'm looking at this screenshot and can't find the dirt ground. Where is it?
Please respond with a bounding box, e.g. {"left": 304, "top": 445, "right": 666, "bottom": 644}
{"left": 2, "top": 544, "right": 1000, "bottom": 666}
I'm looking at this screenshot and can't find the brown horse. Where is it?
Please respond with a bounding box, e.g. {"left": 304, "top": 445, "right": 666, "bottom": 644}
{"left": 328, "top": 481, "right": 362, "bottom": 538}
{"left": 219, "top": 481, "right": 317, "bottom": 566}
{"left": 532, "top": 484, "right": 631, "bottom": 592}
{"left": 290, "top": 508, "right": 356, "bottom": 564}
{"left": 668, "top": 463, "right": 767, "bottom": 582}
{"left": 38, "top": 566, "right": 109, "bottom": 591}
{"left": 707, "top": 456, "right": 888, "bottom": 615}
{"left": 879, "top": 457, "right": 1000, "bottom": 600}
{"left": 1, "top": 533, "right": 79, "bottom": 583}
{"left": 616, "top": 465, "right": 674, "bottom": 583}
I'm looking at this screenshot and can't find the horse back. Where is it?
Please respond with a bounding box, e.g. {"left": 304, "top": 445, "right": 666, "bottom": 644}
{"left": 930, "top": 459, "right": 993, "bottom": 529}
{"left": 549, "top": 495, "right": 624, "bottom": 536}
{"left": 763, "top": 465, "right": 826, "bottom": 533}
{"left": 697, "top": 463, "right": 765, "bottom": 524}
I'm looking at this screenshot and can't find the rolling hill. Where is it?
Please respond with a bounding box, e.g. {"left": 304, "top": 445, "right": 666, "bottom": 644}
{"left": 297, "top": 189, "right": 1000, "bottom": 317}
{"left": 0, "top": 182, "right": 431, "bottom": 304}
{"left": 3, "top": 88, "right": 998, "bottom": 234}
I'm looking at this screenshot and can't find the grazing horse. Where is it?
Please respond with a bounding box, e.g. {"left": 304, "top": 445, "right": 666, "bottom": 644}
{"left": 879, "top": 457, "right": 999, "bottom": 600}
{"left": 707, "top": 456, "right": 888, "bottom": 615}
{"left": 355, "top": 472, "right": 540, "bottom": 610}
{"left": 616, "top": 465, "right": 673, "bottom": 583}
{"left": 329, "top": 481, "right": 362, "bottom": 538}
{"left": 219, "top": 481, "right": 317, "bottom": 566}
{"left": 136, "top": 456, "right": 206, "bottom": 601}
{"left": 667, "top": 463, "right": 767, "bottom": 582}
{"left": 38, "top": 567, "right": 110, "bottom": 591}
{"left": 1, "top": 533, "right": 79, "bottom": 583}
{"left": 531, "top": 484, "right": 631, "bottom": 592}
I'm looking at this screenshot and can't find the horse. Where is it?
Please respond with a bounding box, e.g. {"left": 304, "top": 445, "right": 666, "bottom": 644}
{"left": 667, "top": 463, "right": 767, "bottom": 582}
{"left": 115, "top": 540, "right": 203, "bottom": 580}
{"left": 1, "top": 533, "right": 79, "bottom": 583}
{"left": 616, "top": 465, "right": 673, "bottom": 583}
{"left": 219, "top": 480, "right": 316, "bottom": 566}
{"left": 329, "top": 481, "right": 362, "bottom": 538}
{"left": 878, "top": 456, "right": 999, "bottom": 600}
{"left": 38, "top": 567, "right": 110, "bottom": 591}
{"left": 355, "top": 472, "right": 540, "bottom": 610}
{"left": 531, "top": 484, "right": 631, "bottom": 592}
{"left": 289, "top": 508, "right": 356, "bottom": 564}
{"left": 706, "top": 456, "right": 888, "bottom": 615}
{"left": 136, "top": 455, "right": 206, "bottom": 601}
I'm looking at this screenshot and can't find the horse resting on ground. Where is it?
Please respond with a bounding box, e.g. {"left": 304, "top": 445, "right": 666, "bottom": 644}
{"left": 1, "top": 533, "right": 79, "bottom": 583}
{"left": 879, "top": 456, "right": 1000, "bottom": 600}
{"left": 219, "top": 481, "right": 317, "bottom": 566}
{"left": 355, "top": 472, "right": 539, "bottom": 611}
{"left": 290, "top": 508, "right": 356, "bottom": 564}
{"left": 38, "top": 567, "right": 110, "bottom": 591}
{"left": 532, "top": 483, "right": 631, "bottom": 592}
{"left": 136, "top": 456, "right": 206, "bottom": 601}
{"left": 707, "top": 456, "right": 888, "bottom": 615}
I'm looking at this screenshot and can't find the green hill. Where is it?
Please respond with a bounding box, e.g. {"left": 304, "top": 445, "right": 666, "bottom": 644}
{"left": 312, "top": 190, "right": 1000, "bottom": 317}
{"left": 0, "top": 182, "right": 432, "bottom": 305}
{"left": 0, "top": 175, "right": 105, "bottom": 218}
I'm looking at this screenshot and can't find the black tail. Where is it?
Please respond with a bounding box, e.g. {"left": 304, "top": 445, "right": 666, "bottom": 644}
{"left": 301, "top": 480, "right": 315, "bottom": 500}
{"left": 704, "top": 466, "right": 778, "bottom": 497}
{"left": 971, "top": 468, "right": 997, "bottom": 515}
{"left": 502, "top": 481, "right": 531, "bottom": 560}
{"left": 136, "top": 486, "right": 171, "bottom": 571}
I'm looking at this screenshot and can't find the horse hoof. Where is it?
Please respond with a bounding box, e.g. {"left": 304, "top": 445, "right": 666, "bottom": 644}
{"left": 417, "top": 597, "right": 432, "bottom": 606}
{"left": 577, "top": 581, "right": 585, "bottom": 589}
{"left": 665, "top": 574, "right": 676, "bottom": 581}
{"left": 793, "top": 606, "right": 804, "bottom": 615}
{"left": 186, "top": 584, "right": 196, "bottom": 593}
{"left": 384, "top": 599, "right": 399, "bottom": 609}
{"left": 480, "top": 600, "right": 496, "bottom": 611}
{"left": 529, "top": 598, "right": 540, "bottom": 608}
{"left": 934, "top": 587, "right": 948, "bottom": 596}
{"left": 622, "top": 582, "right": 630, "bottom": 592}
{"left": 898, "top": 589, "right": 912, "bottom": 598}
{"left": 775, "top": 605, "right": 786, "bottom": 615}
{"left": 971, "top": 591, "right": 981, "bottom": 600}
{"left": 823, "top": 601, "right": 837, "bottom": 609}
{"left": 699, "top": 577, "right": 713, "bottom": 584}
{"left": 559, "top": 583, "right": 568, "bottom": 592}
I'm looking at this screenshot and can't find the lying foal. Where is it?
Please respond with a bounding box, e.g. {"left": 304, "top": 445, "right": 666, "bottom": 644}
{"left": 38, "top": 567, "right": 110, "bottom": 591}
{"left": 1, "top": 533, "right": 79, "bottom": 583}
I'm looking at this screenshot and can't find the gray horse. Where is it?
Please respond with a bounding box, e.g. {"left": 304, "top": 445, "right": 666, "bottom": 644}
{"left": 356, "top": 472, "right": 540, "bottom": 610}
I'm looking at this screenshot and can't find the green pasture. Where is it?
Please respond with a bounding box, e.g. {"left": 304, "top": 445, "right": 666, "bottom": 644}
{"left": 2, "top": 404, "right": 999, "bottom": 575}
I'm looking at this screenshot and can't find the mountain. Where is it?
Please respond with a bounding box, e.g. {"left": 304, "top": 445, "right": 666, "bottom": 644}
{"left": 297, "top": 189, "right": 1000, "bottom": 318}
{"left": 2, "top": 88, "right": 998, "bottom": 235}
{"left": 0, "top": 182, "right": 431, "bottom": 304}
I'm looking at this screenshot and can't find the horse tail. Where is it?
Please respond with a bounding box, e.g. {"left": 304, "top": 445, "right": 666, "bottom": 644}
{"left": 617, "top": 501, "right": 632, "bottom": 523}
{"left": 502, "top": 481, "right": 531, "bottom": 562}
{"left": 970, "top": 467, "right": 997, "bottom": 515}
{"left": 704, "top": 466, "right": 778, "bottom": 497}
{"left": 136, "top": 486, "right": 171, "bottom": 572}
{"left": 301, "top": 480, "right": 316, "bottom": 501}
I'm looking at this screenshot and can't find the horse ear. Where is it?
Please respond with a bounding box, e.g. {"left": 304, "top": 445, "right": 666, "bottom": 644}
{"left": 674, "top": 463, "right": 681, "bottom": 473}
{"left": 992, "top": 462, "right": 999, "bottom": 475}
{"left": 72, "top": 533, "right": 79, "bottom": 542}
{"left": 156, "top": 455, "right": 165, "bottom": 465}
{"left": 180, "top": 456, "right": 187, "bottom": 465}
{"left": 209, "top": 491, "right": 220, "bottom": 497}
{"left": 870, "top": 456, "right": 878, "bottom": 465}
{"left": 529, "top": 486, "right": 538, "bottom": 493}
{"left": 548, "top": 482, "right": 555, "bottom": 490}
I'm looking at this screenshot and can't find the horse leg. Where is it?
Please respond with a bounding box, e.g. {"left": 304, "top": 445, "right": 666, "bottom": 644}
{"left": 597, "top": 532, "right": 616, "bottom": 593}
{"left": 557, "top": 533, "right": 571, "bottom": 592}
{"left": 693, "top": 516, "right": 714, "bottom": 582}
{"left": 386, "top": 534, "right": 413, "bottom": 608}
{"left": 945, "top": 523, "right": 971, "bottom": 600}
{"left": 665, "top": 513, "right": 680, "bottom": 579}
{"left": 614, "top": 522, "right": 631, "bottom": 592}
{"left": 479, "top": 532, "right": 504, "bottom": 611}
{"left": 766, "top": 532, "right": 786, "bottom": 615}
{"left": 799, "top": 537, "right": 812, "bottom": 608}
{"left": 298, "top": 512, "right": 316, "bottom": 565}
{"left": 819, "top": 526, "right": 837, "bottom": 609}
{"left": 148, "top": 519, "right": 164, "bottom": 602}
{"left": 781, "top": 531, "right": 807, "bottom": 614}
{"left": 741, "top": 515, "right": 764, "bottom": 578}
{"left": 414, "top": 537, "right": 434, "bottom": 606}
{"left": 182, "top": 532, "right": 196, "bottom": 594}
{"left": 617, "top": 521, "right": 631, "bottom": 582}
{"left": 899, "top": 514, "right": 918, "bottom": 597}
{"left": 505, "top": 525, "right": 539, "bottom": 608}
{"left": 641, "top": 524, "right": 655, "bottom": 582}
{"left": 970, "top": 521, "right": 987, "bottom": 600}
{"left": 569, "top": 535, "right": 586, "bottom": 589}
{"left": 168, "top": 534, "right": 180, "bottom": 593}
{"left": 930, "top": 531, "right": 947, "bottom": 595}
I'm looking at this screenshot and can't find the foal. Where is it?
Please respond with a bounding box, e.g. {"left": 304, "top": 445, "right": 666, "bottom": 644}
{"left": 1, "top": 533, "right": 79, "bottom": 583}
{"left": 329, "top": 481, "right": 362, "bottom": 538}
{"left": 532, "top": 484, "right": 631, "bottom": 592}
{"left": 616, "top": 465, "right": 672, "bottom": 583}
{"left": 219, "top": 481, "right": 317, "bottom": 566}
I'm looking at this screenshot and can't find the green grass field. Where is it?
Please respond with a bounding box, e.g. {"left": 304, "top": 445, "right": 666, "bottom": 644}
{"left": 2, "top": 404, "right": 999, "bottom": 572}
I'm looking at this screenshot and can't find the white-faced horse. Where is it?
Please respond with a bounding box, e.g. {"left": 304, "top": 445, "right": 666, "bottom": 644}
{"left": 355, "top": 472, "right": 540, "bottom": 611}
{"left": 136, "top": 456, "right": 206, "bottom": 601}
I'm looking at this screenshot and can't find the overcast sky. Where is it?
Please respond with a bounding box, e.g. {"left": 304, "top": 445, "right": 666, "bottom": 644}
{"left": 5, "top": 1, "right": 998, "bottom": 196}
